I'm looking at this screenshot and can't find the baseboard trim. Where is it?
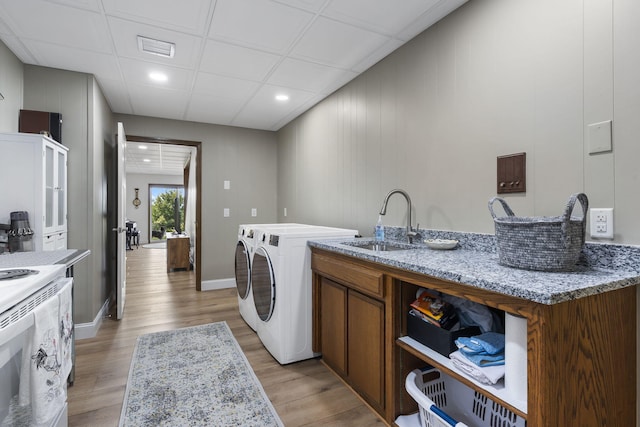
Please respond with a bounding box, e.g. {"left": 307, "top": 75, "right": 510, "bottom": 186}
{"left": 75, "top": 299, "right": 109, "bottom": 340}
{"left": 201, "top": 277, "right": 235, "bottom": 291}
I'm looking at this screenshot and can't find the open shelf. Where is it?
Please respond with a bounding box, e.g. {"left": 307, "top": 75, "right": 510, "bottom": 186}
{"left": 397, "top": 335, "right": 527, "bottom": 418}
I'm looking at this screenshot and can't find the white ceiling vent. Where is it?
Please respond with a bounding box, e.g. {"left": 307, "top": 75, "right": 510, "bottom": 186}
{"left": 137, "top": 35, "right": 175, "bottom": 58}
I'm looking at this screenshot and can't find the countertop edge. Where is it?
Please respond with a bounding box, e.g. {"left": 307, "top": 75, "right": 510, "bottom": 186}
{"left": 308, "top": 238, "right": 640, "bottom": 305}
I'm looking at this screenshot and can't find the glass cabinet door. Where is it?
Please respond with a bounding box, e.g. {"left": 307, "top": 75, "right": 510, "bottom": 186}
{"left": 45, "top": 144, "right": 55, "bottom": 229}
{"left": 57, "top": 149, "right": 66, "bottom": 228}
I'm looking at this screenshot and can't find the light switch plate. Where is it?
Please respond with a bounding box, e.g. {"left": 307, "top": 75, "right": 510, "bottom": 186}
{"left": 251, "top": 208, "right": 257, "bottom": 217}
{"left": 223, "top": 180, "right": 230, "bottom": 190}
{"left": 588, "top": 120, "right": 612, "bottom": 154}
{"left": 223, "top": 208, "right": 230, "bottom": 217}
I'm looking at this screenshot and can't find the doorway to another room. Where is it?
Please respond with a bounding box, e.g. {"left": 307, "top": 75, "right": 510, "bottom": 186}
{"left": 124, "top": 135, "right": 202, "bottom": 291}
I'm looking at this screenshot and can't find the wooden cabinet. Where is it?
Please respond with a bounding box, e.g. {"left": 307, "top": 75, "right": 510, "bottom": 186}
{"left": 313, "top": 253, "right": 388, "bottom": 416}
{"left": 311, "top": 247, "right": 636, "bottom": 426}
{"left": 0, "top": 132, "right": 68, "bottom": 251}
{"left": 166, "top": 235, "right": 190, "bottom": 272}
{"left": 347, "top": 290, "right": 384, "bottom": 407}
{"left": 319, "top": 278, "right": 347, "bottom": 375}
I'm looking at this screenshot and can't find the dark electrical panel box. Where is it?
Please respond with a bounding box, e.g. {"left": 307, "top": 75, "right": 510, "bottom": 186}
{"left": 497, "top": 152, "right": 526, "bottom": 194}
{"left": 19, "top": 109, "right": 62, "bottom": 144}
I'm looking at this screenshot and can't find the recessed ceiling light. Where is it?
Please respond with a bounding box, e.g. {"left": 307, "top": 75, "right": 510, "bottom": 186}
{"left": 149, "top": 72, "right": 168, "bottom": 83}
{"left": 138, "top": 145, "right": 148, "bottom": 150}
{"left": 275, "top": 94, "right": 289, "bottom": 101}
{"left": 137, "top": 35, "right": 175, "bottom": 58}
{"left": 143, "top": 159, "right": 151, "bottom": 163}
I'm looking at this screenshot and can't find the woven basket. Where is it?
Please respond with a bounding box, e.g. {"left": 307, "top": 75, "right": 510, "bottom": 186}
{"left": 488, "top": 193, "right": 588, "bottom": 271}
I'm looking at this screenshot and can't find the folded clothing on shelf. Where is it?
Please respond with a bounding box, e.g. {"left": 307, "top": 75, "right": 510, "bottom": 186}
{"left": 456, "top": 332, "right": 505, "bottom": 355}
{"left": 455, "top": 332, "right": 505, "bottom": 367}
{"left": 450, "top": 350, "right": 505, "bottom": 385}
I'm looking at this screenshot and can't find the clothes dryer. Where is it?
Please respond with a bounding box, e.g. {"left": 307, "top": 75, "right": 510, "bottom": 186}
{"left": 235, "top": 223, "right": 311, "bottom": 331}
{"left": 251, "top": 226, "right": 358, "bottom": 364}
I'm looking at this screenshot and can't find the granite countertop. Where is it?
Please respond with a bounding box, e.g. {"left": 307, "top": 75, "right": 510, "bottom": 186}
{"left": 308, "top": 228, "right": 640, "bottom": 305}
{"left": 0, "top": 249, "right": 91, "bottom": 269}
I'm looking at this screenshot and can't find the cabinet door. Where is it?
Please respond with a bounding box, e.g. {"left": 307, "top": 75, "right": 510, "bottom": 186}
{"left": 44, "top": 142, "right": 55, "bottom": 234}
{"left": 320, "top": 278, "right": 347, "bottom": 376}
{"left": 348, "top": 290, "right": 384, "bottom": 410}
{"left": 56, "top": 147, "right": 67, "bottom": 230}
{"left": 42, "top": 139, "right": 67, "bottom": 235}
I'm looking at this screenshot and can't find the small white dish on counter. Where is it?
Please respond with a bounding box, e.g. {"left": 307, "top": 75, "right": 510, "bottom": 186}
{"left": 424, "top": 239, "right": 458, "bottom": 250}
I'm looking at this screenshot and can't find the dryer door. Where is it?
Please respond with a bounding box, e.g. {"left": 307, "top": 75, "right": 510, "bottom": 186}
{"left": 234, "top": 241, "right": 251, "bottom": 299}
{"left": 251, "top": 246, "right": 276, "bottom": 322}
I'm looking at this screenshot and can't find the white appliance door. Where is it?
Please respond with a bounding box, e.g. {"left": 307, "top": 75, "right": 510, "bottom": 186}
{"left": 251, "top": 247, "right": 276, "bottom": 322}
{"left": 115, "top": 122, "right": 127, "bottom": 320}
{"left": 234, "top": 241, "right": 251, "bottom": 299}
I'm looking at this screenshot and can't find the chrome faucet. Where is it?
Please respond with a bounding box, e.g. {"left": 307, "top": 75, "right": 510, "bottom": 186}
{"left": 379, "top": 189, "right": 420, "bottom": 243}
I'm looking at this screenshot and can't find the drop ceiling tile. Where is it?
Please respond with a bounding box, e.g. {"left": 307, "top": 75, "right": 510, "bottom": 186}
{"left": 199, "top": 40, "right": 281, "bottom": 82}
{"left": 127, "top": 84, "right": 190, "bottom": 119}
{"left": 193, "top": 72, "right": 260, "bottom": 99}
{"left": 396, "top": 0, "right": 468, "bottom": 40}
{"left": 186, "top": 92, "right": 245, "bottom": 125}
{"left": 118, "top": 57, "right": 193, "bottom": 91}
{"left": 24, "top": 40, "right": 121, "bottom": 81}
{"left": 323, "top": 0, "right": 440, "bottom": 36}
{"left": 0, "top": 0, "right": 112, "bottom": 53}
{"left": 351, "top": 38, "right": 405, "bottom": 73}
{"left": 0, "top": 34, "right": 37, "bottom": 64}
{"left": 209, "top": 0, "right": 314, "bottom": 53}
{"left": 267, "top": 58, "right": 355, "bottom": 92}
{"left": 233, "top": 83, "right": 315, "bottom": 129}
{"left": 0, "top": 16, "right": 12, "bottom": 35}
{"left": 102, "top": 0, "right": 213, "bottom": 35}
{"left": 272, "top": 0, "right": 327, "bottom": 13}
{"left": 46, "top": 0, "right": 102, "bottom": 13}
{"left": 97, "top": 78, "right": 133, "bottom": 114}
{"left": 108, "top": 17, "right": 202, "bottom": 68}
{"left": 291, "top": 17, "right": 390, "bottom": 69}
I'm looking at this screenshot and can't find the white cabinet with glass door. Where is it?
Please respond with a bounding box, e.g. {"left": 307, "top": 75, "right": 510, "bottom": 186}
{"left": 42, "top": 137, "right": 68, "bottom": 250}
{"left": 0, "top": 132, "right": 68, "bottom": 251}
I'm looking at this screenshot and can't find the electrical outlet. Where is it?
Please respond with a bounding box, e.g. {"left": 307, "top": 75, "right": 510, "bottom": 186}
{"left": 590, "top": 208, "right": 613, "bottom": 239}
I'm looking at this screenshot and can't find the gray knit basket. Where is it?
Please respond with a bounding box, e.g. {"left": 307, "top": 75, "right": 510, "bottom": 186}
{"left": 488, "top": 193, "right": 589, "bottom": 271}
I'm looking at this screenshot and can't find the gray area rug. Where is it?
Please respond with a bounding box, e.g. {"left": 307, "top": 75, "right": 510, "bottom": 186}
{"left": 119, "top": 322, "right": 283, "bottom": 427}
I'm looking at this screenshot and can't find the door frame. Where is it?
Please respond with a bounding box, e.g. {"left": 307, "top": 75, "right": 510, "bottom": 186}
{"left": 126, "top": 134, "right": 203, "bottom": 291}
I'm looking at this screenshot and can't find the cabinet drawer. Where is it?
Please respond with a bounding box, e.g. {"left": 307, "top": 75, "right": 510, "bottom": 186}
{"left": 312, "top": 254, "right": 384, "bottom": 298}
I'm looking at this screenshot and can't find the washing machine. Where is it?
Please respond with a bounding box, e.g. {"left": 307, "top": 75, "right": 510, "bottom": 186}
{"left": 235, "top": 223, "right": 312, "bottom": 331}
{"left": 251, "top": 225, "right": 358, "bottom": 364}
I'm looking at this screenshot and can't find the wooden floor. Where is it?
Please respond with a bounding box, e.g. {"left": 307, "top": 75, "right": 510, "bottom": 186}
{"left": 67, "top": 246, "right": 386, "bottom": 426}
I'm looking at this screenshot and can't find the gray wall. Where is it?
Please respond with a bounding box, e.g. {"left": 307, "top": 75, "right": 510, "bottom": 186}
{"left": 0, "top": 41, "right": 23, "bottom": 131}
{"left": 277, "top": 0, "right": 640, "bottom": 245}
{"left": 23, "top": 66, "right": 113, "bottom": 324}
{"left": 114, "top": 114, "right": 278, "bottom": 281}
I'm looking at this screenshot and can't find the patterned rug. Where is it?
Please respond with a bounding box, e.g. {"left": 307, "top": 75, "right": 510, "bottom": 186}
{"left": 119, "top": 322, "right": 283, "bottom": 427}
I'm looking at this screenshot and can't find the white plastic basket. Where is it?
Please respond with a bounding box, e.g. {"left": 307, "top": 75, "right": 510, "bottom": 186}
{"left": 405, "top": 368, "right": 526, "bottom": 427}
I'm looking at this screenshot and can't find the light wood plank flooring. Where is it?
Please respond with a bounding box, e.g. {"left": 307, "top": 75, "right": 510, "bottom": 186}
{"left": 67, "top": 246, "right": 386, "bottom": 426}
